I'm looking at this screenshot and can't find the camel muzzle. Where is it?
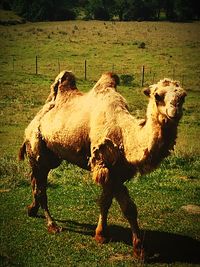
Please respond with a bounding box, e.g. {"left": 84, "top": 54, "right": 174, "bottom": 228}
{"left": 166, "top": 106, "right": 182, "bottom": 120}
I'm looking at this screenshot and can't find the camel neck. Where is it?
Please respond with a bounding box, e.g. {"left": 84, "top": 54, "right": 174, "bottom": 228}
{"left": 119, "top": 103, "right": 177, "bottom": 173}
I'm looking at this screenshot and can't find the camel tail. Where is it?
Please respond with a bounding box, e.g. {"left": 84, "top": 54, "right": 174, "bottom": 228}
{"left": 18, "top": 142, "right": 26, "bottom": 161}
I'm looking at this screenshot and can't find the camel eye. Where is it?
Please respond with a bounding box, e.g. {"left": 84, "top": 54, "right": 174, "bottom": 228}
{"left": 155, "top": 93, "right": 164, "bottom": 103}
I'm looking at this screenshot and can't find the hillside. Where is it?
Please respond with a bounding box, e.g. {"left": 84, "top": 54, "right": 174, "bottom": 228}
{"left": 0, "top": 20, "right": 200, "bottom": 266}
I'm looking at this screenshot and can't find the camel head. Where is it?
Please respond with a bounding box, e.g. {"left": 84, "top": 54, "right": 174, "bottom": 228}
{"left": 144, "top": 78, "right": 187, "bottom": 123}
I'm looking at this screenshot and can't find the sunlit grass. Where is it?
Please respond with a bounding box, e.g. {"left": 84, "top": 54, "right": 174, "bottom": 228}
{"left": 1, "top": 21, "right": 200, "bottom": 86}
{"left": 0, "top": 19, "right": 200, "bottom": 266}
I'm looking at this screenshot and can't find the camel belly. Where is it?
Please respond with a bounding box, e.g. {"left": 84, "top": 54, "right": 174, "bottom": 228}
{"left": 46, "top": 140, "right": 91, "bottom": 170}
{"left": 40, "top": 114, "right": 91, "bottom": 169}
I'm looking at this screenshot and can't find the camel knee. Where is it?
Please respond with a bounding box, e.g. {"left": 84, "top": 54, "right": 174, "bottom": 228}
{"left": 122, "top": 202, "right": 138, "bottom": 220}
{"left": 115, "top": 185, "right": 137, "bottom": 213}
{"left": 97, "top": 185, "right": 113, "bottom": 228}
{"left": 98, "top": 188, "right": 113, "bottom": 210}
{"left": 33, "top": 187, "right": 47, "bottom": 209}
{"left": 118, "top": 199, "right": 138, "bottom": 223}
{"left": 114, "top": 185, "right": 139, "bottom": 227}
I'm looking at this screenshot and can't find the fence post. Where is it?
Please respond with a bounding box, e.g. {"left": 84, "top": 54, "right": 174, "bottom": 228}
{"left": 36, "top": 55, "right": 38, "bottom": 75}
{"left": 58, "top": 58, "right": 60, "bottom": 73}
{"left": 152, "top": 72, "right": 156, "bottom": 84}
{"left": 112, "top": 64, "right": 115, "bottom": 73}
{"left": 172, "top": 66, "right": 175, "bottom": 80}
{"left": 181, "top": 75, "right": 184, "bottom": 86}
{"left": 12, "top": 55, "right": 15, "bottom": 72}
{"left": 84, "top": 59, "right": 87, "bottom": 80}
{"left": 141, "top": 65, "right": 145, "bottom": 86}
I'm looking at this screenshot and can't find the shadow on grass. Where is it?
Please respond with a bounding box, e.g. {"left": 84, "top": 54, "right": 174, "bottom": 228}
{"left": 57, "top": 219, "right": 200, "bottom": 264}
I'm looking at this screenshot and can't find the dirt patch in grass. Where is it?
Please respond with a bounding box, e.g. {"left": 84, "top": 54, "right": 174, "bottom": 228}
{"left": 181, "top": 204, "right": 200, "bottom": 214}
{"left": 109, "top": 253, "right": 133, "bottom": 262}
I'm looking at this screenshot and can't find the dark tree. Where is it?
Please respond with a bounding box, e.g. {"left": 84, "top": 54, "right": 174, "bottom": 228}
{"left": 162, "top": 0, "right": 175, "bottom": 20}
{"left": 4, "top": 0, "right": 200, "bottom": 21}
{"left": 0, "top": 0, "right": 13, "bottom": 10}
{"left": 113, "top": 0, "right": 129, "bottom": 21}
{"left": 174, "top": 0, "right": 198, "bottom": 21}
{"left": 84, "top": 0, "right": 115, "bottom": 20}
{"left": 122, "top": 0, "right": 158, "bottom": 21}
{"left": 11, "top": 0, "right": 77, "bottom": 21}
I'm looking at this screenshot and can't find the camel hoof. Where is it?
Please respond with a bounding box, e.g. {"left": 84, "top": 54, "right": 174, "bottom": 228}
{"left": 94, "top": 233, "right": 108, "bottom": 244}
{"left": 27, "top": 205, "right": 39, "bottom": 217}
{"left": 48, "top": 223, "right": 62, "bottom": 234}
{"left": 133, "top": 237, "right": 145, "bottom": 261}
{"left": 133, "top": 248, "right": 145, "bottom": 261}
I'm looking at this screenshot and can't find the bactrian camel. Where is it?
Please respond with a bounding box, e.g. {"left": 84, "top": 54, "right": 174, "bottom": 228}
{"left": 19, "top": 71, "right": 186, "bottom": 259}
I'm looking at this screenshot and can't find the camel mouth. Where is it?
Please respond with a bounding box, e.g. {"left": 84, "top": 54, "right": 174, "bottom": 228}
{"left": 166, "top": 115, "right": 176, "bottom": 121}
{"left": 166, "top": 108, "right": 181, "bottom": 121}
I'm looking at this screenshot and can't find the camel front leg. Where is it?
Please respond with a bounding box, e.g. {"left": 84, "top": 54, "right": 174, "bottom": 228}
{"left": 114, "top": 184, "right": 144, "bottom": 259}
{"left": 28, "top": 167, "right": 62, "bottom": 233}
{"left": 95, "top": 184, "right": 113, "bottom": 243}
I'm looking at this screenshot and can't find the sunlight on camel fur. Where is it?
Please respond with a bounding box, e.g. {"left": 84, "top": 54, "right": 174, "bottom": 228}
{"left": 19, "top": 71, "right": 186, "bottom": 260}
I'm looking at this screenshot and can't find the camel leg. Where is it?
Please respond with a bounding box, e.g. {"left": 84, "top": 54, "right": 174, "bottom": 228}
{"left": 27, "top": 174, "right": 40, "bottom": 217}
{"left": 95, "top": 184, "right": 113, "bottom": 243}
{"left": 28, "top": 167, "right": 61, "bottom": 233}
{"left": 114, "top": 184, "right": 144, "bottom": 259}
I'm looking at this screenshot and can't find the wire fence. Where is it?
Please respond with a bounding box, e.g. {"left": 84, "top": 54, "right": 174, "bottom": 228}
{"left": 6, "top": 55, "right": 190, "bottom": 87}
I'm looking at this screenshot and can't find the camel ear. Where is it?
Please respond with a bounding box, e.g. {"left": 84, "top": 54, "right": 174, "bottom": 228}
{"left": 182, "top": 91, "right": 187, "bottom": 98}
{"left": 143, "top": 87, "right": 150, "bottom": 97}
{"left": 112, "top": 73, "right": 120, "bottom": 86}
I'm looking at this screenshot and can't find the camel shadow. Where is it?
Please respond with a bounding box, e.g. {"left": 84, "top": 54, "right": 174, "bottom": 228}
{"left": 56, "top": 219, "right": 200, "bottom": 264}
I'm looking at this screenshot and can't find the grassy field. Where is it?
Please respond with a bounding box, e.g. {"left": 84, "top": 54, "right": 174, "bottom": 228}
{"left": 0, "top": 14, "right": 200, "bottom": 266}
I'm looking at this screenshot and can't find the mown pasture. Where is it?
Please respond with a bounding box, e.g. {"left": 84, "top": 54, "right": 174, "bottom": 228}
{"left": 0, "top": 17, "right": 200, "bottom": 266}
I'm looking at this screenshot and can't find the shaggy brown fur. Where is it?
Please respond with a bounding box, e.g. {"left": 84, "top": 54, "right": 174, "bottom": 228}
{"left": 19, "top": 71, "right": 186, "bottom": 259}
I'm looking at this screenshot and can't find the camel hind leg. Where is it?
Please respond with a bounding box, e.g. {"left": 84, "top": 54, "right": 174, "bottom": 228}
{"left": 27, "top": 173, "right": 40, "bottom": 217}
{"left": 28, "top": 165, "right": 62, "bottom": 233}
{"left": 25, "top": 139, "right": 62, "bottom": 233}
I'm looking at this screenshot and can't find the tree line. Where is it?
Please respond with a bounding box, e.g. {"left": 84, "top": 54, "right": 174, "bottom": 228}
{"left": 1, "top": 0, "right": 200, "bottom": 22}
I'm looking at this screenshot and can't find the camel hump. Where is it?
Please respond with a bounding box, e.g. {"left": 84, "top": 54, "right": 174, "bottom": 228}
{"left": 92, "top": 72, "right": 120, "bottom": 93}
{"left": 46, "top": 70, "right": 77, "bottom": 102}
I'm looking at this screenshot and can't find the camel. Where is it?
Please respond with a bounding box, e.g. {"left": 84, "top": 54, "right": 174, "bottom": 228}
{"left": 19, "top": 71, "right": 186, "bottom": 259}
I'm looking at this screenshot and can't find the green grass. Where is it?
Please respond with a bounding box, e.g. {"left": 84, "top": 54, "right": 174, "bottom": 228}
{"left": 1, "top": 158, "right": 200, "bottom": 266}
{"left": 1, "top": 20, "right": 200, "bottom": 86}
{"left": 0, "top": 17, "right": 200, "bottom": 266}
